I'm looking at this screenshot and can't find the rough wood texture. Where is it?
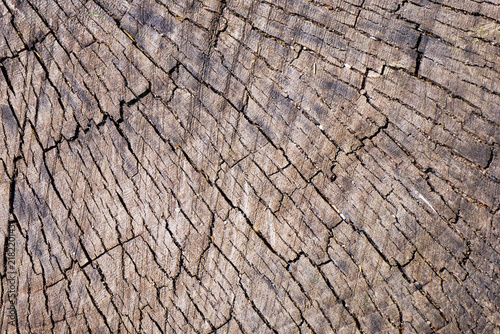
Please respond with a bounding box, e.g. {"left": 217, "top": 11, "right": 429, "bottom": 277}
{"left": 1, "top": 0, "right": 500, "bottom": 332}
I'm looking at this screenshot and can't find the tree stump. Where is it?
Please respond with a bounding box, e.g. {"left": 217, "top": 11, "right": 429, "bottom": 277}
{"left": 1, "top": 0, "right": 499, "bottom": 332}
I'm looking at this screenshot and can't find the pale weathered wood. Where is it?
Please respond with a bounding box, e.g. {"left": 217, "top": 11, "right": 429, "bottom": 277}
{"left": 1, "top": 0, "right": 499, "bottom": 332}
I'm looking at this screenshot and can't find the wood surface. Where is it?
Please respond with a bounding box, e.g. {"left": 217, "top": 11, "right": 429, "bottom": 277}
{"left": 1, "top": 0, "right": 500, "bottom": 332}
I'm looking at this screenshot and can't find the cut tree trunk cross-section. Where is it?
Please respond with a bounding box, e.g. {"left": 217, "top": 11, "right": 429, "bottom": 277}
{"left": 1, "top": 0, "right": 500, "bottom": 333}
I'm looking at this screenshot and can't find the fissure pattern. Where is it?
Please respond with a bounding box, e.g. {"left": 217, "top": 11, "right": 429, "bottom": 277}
{"left": 0, "top": 0, "right": 499, "bottom": 332}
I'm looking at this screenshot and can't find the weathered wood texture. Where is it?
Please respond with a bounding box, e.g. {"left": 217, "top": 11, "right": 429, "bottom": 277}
{"left": 1, "top": 0, "right": 500, "bottom": 332}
